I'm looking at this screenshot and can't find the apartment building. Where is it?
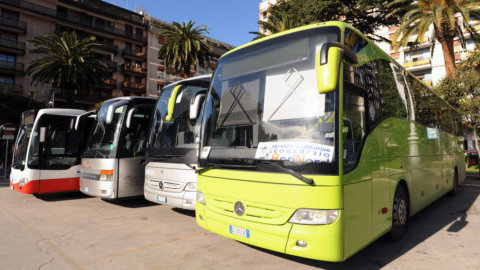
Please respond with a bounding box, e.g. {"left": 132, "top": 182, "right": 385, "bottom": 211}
{"left": 147, "top": 17, "right": 234, "bottom": 97}
{"left": 258, "top": 0, "right": 277, "bottom": 36}
{"left": 375, "top": 19, "right": 480, "bottom": 86}
{"left": 0, "top": 0, "right": 149, "bottom": 108}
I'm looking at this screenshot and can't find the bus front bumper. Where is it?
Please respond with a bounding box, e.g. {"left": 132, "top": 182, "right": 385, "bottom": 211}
{"left": 80, "top": 178, "right": 115, "bottom": 199}
{"left": 144, "top": 185, "right": 196, "bottom": 210}
{"left": 196, "top": 203, "right": 344, "bottom": 262}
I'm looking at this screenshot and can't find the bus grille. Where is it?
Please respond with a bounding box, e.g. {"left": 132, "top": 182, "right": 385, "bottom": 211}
{"left": 147, "top": 179, "right": 184, "bottom": 193}
{"left": 206, "top": 195, "right": 294, "bottom": 225}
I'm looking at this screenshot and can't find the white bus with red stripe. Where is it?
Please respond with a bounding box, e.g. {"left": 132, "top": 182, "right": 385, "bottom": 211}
{"left": 10, "top": 109, "right": 92, "bottom": 194}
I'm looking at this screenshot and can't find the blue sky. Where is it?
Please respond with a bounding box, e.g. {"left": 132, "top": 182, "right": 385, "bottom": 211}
{"left": 104, "top": 0, "right": 261, "bottom": 47}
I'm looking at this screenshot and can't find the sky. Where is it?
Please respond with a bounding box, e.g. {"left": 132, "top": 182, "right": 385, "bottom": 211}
{"left": 104, "top": 0, "right": 262, "bottom": 47}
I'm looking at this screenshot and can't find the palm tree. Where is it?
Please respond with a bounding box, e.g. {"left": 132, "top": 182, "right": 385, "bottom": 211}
{"left": 26, "top": 31, "right": 108, "bottom": 106}
{"left": 250, "top": 12, "right": 299, "bottom": 40}
{"left": 387, "top": 0, "right": 480, "bottom": 78}
{"left": 158, "top": 21, "right": 212, "bottom": 78}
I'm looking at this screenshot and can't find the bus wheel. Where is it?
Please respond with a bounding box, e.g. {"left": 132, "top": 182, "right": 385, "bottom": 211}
{"left": 449, "top": 170, "right": 458, "bottom": 196}
{"left": 390, "top": 184, "right": 408, "bottom": 242}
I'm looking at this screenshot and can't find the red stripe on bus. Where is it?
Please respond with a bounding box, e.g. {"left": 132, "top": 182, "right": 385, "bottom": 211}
{"left": 10, "top": 178, "right": 80, "bottom": 194}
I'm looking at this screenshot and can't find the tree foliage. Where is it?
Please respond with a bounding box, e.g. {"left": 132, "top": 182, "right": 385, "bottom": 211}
{"left": 251, "top": 0, "right": 410, "bottom": 39}
{"left": 26, "top": 31, "right": 108, "bottom": 106}
{"left": 435, "top": 49, "right": 480, "bottom": 152}
{"left": 158, "top": 21, "right": 212, "bottom": 78}
{"left": 387, "top": 0, "right": 480, "bottom": 78}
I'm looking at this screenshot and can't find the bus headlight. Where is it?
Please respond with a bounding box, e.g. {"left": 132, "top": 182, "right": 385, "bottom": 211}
{"left": 99, "top": 170, "right": 114, "bottom": 181}
{"left": 196, "top": 191, "right": 206, "bottom": 205}
{"left": 19, "top": 178, "right": 29, "bottom": 187}
{"left": 289, "top": 209, "right": 339, "bottom": 225}
{"left": 184, "top": 182, "right": 197, "bottom": 192}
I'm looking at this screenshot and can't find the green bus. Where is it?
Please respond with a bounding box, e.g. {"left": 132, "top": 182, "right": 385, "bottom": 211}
{"left": 195, "top": 21, "right": 465, "bottom": 262}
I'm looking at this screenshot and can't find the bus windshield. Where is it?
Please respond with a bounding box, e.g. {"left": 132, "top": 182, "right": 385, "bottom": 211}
{"left": 27, "top": 114, "right": 85, "bottom": 170}
{"left": 82, "top": 100, "right": 127, "bottom": 159}
{"left": 200, "top": 27, "right": 339, "bottom": 175}
{"left": 147, "top": 82, "right": 208, "bottom": 165}
{"left": 11, "top": 110, "right": 35, "bottom": 170}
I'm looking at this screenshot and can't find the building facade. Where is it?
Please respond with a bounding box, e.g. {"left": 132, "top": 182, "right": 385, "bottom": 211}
{"left": 258, "top": 0, "right": 277, "bottom": 36}
{"left": 374, "top": 19, "right": 480, "bottom": 86}
{"left": 0, "top": 0, "right": 149, "bottom": 108}
{"left": 0, "top": 0, "right": 232, "bottom": 108}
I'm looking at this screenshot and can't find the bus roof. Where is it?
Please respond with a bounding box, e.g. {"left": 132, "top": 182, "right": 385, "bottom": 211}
{"left": 36, "top": 109, "right": 86, "bottom": 118}
{"left": 104, "top": 96, "right": 157, "bottom": 102}
{"left": 164, "top": 74, "right": 212, "bottom": 89}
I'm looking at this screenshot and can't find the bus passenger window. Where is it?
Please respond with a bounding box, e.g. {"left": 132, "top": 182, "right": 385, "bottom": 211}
{"left": 343, "top": 88, "right": 366, "bottom": 172}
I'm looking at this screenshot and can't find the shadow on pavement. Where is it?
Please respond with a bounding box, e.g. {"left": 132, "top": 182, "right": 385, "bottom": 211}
{"left": 33, "top": 191, "right": 90, "bottom": 202}
{"left": 239, "top": 176, "right": 480, "bottom": 270}
{"left": 101, "top": 196, "right": 158, "bottom": 208}
{"left": 172, "top": 207, "right": 196, "bottom": 217}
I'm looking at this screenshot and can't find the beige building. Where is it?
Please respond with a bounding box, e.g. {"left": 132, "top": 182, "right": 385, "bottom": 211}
{"left": 374, "top": 19, "right": 480, "bottom": 86}
{"left": 0, "top": 0, "right": 232, "bottom": 108}
{"left": 0, "top": 0, "right": 149, "bottom": 108}
{"left": 258, "top": 0, "right": 277, "bottom": 36}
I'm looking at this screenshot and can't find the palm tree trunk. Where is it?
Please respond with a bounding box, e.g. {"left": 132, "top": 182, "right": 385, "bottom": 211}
{"left": 439, "top": 38, "right": 456, "bottom": 79}
{"left": 182, "top": 60, "right": 191, "bottom": 78}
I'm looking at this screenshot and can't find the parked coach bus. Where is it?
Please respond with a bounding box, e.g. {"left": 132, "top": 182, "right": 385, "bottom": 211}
{"left": 144, "top": 75, "right": 210, "bottom": 210}
{"left": 10, "top": 109, "right": 92, "bottom": 194}
{"left": 79, "top": 97, "right": 155, "bottom": 199}
{"left": 195, "top": 21, "right": 465, "bottom": 262}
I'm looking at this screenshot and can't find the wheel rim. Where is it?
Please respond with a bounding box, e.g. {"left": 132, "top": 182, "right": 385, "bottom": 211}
{"left": 397, "top": 199, "right": 407, "bottom": 225}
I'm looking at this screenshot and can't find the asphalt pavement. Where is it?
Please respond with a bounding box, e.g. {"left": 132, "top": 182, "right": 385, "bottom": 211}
{"left": 0, "top": 173, "right": 479, "bottom": 269}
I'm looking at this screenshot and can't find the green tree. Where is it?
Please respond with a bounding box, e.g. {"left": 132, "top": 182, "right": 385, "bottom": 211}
{"left": 251, "top": 0, "right": 409, "bottom": 39}
{"left": 26, "top": 31, "right": 108, "bottom": 107}
{"left": 435, "top": 50, "right": 480, "bottom": 156}
{"left": 158, "top": 21, "right": 212, "bottom": 79}
{"left": 387, "top": 0, "right": 480, "bottom": 79}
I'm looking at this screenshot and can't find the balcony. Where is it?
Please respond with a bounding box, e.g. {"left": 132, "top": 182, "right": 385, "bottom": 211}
{"left": 92, "top": 43, "right": 118, "bottom": 55}
{"left": 100, "top": 78, "right": 117, "bottom": 89}
{"left": 0, "top": 38, "right": 25, "bottom": 54}
{"left": 403, "top": 58, "right": 431, "bottom": 69}
{"left": 0, "top": 60, "right": 24, "bottom": 74}
{"left": 0, "top": 16, "right": 27, "bottom": 34}
{"left": 122, "top": 81, "right": 146, "bottom": 92}
{"left": 122, "top": 64, "right": 147, "bottom": 76}
{"left": 0, "top": 83, "right": 22, "bottom": 93}
{"left": 122, "top": 48, "right": 146, "bottom": 60}
{"left": 0, "top": 0, "right": 147, "bottom": 43}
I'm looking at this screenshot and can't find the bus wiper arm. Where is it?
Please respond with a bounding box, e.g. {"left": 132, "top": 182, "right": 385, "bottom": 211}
{"left": 195, "top": 163, "right": 256, "bottom": 174}
{"left": 258, "top": 160, "right": 314, "bottom": 185}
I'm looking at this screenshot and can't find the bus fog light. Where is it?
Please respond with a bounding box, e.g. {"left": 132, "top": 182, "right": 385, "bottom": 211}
{"left": 296, "top": 240, "right": 308, "bottom": 247}
{"left": 19, "top": 178, "right": 28, "bottom": 187}
{"left": 197, "top": 191, "right": 206, "bottom": 205}
{"left": 289, "top": 209, "right": 339, "bottom": 225}
{"left": 99, "top": 170, "right": 114, "bottom": 181}
{"left": 185, "top": 182, "right": 197, "bottom": 191}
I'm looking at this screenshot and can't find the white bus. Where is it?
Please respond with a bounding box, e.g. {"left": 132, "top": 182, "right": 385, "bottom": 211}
{"left": 10, "top": 109, "right": 92, "bottom": 194}
{"left": 144, "top": 75, "right": 210, "bottom": 210}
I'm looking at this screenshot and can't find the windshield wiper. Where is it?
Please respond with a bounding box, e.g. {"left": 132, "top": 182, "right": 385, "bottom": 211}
{"left": 256, "top": 160, "right": 314, "bottom": 185}
{"left": 195, "top": 163, "right": 256, "bottom": 174}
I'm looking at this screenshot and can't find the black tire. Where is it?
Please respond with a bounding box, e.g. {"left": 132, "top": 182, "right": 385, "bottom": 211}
{"left": 449, "top": 170, "right": 458, "bottom": 196}
{"left": 390, "top": 184, "right": 408, "bottom": 242}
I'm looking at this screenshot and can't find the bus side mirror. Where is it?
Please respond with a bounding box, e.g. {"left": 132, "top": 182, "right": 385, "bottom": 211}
{"left": 166, "top": 84, "right": 183, "bottom": 122}
{"left": 39, "top": 127, "right": 46, "bottom": 143}
{"left": 125, "top": 108, "right": 137, "bottom": 129}
{"left": 190, "top": 93, "right": 205, "bottom": 120}
{"left": 317, "top": 41, "right": 358, "bottom": 93}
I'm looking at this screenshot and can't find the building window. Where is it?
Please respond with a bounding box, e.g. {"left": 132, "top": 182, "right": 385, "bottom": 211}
{"left": 136, "top": 27, "right": 143, "bottom": 37}
{"left": 1, "top": 9, "right": 19, "bottom": 21}
{"left": 0, "top": 31, "right": 17, "bottom": 41}
{"left": 125, "top": 42, "right": 132, "bottom": 49}
{"left": 0, "top": 74, "right": 14, "bottom": 85}
{"left": 0, "top": 53, "right": 15, "bottom": 65}
{"left": 125, "top": 24, "right": 133, "bottom": 34}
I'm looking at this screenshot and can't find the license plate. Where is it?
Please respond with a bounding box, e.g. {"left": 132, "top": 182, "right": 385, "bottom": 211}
{"left": 229, "top": 225, "right": 250, "bottom": 238}
{"left": 157, "top": 195, "right": 167, "bottom": 203}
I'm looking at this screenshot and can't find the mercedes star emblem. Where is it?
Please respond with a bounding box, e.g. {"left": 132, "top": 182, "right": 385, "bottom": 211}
{"left": 158, "top": 181, "right": 164, "bottom": 190}
{"left": 234, "top": 201, "right": 245, "bottom": 217}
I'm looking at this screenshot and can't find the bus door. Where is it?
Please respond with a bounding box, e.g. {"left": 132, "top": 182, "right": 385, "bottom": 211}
{"left": 117, "top": 104, "right": 153, "bottom": 197}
